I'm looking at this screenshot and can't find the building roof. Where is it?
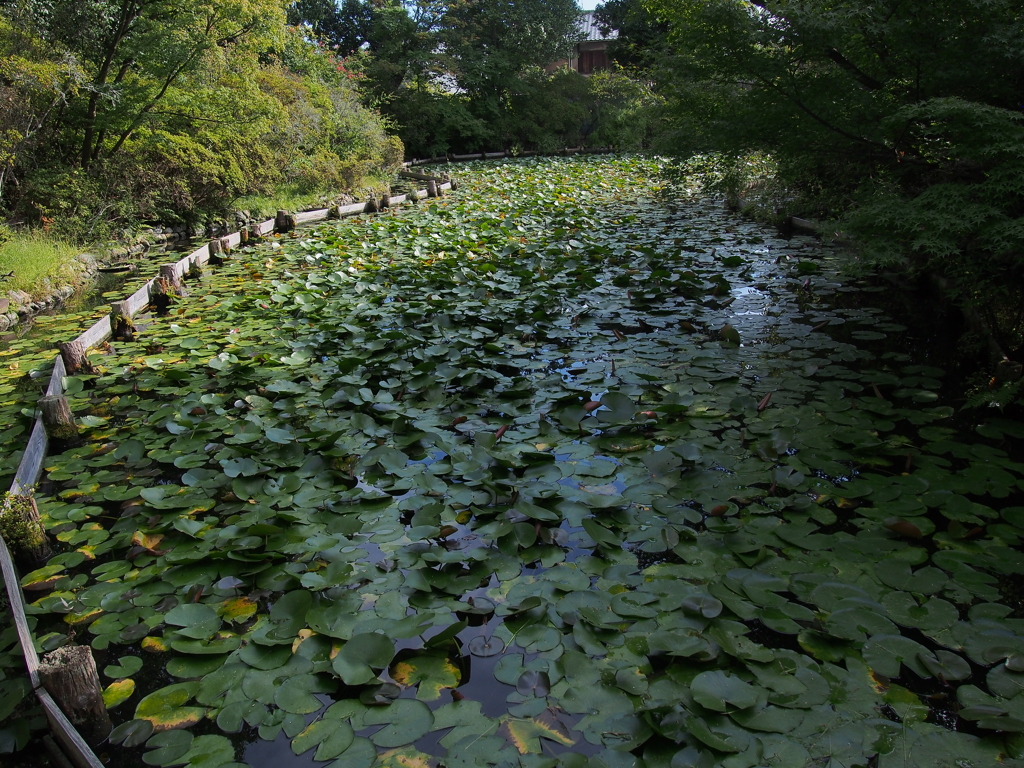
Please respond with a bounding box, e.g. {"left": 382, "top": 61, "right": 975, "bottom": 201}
{"left": 580, "top": 11, "right": 618, "bottom": 42}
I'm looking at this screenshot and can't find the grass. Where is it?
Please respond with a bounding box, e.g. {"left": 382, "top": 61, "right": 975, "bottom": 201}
{"left": 0, "top": 230, "right": 84, "bottom": 301}
{"left": 231, "top": 178, "right": 391, "bottom": 220}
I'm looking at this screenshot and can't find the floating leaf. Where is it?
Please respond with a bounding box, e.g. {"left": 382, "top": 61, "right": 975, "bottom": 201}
{"left": 468, "top": 635, "right": 505, "bottom": 657}
{"left": 333, "top": 632, "right": 396, "bottom": 686}
{"left": 499, "top": 714, "right": 574, "bottom": 754}
{"left": 690, "top": 671, "right": 760, "bottom": 712}
{"left": 363, "top": 699, "right": 433, "bottom": 747}
{"left": 389, "top": 653, "right": 462, "bottom": 701}
{"left": 103, "top": 679, "right": 136, "bottom": 709}
{"left": 134, "top": 682, "right": 205, "bottom": 731}
{"left": 105, "top": 656, "right": 144, "bottom": 679}
{"left": 109, "top": 719, "right": 154, "bottom": 747}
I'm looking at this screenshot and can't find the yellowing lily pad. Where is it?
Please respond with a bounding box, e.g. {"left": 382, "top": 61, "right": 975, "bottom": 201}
{"left": 389, "top": 653, "right": 462, "bottom": 701}
{"left": 498, "top": 713, "right": 575, "bottom": 754}
{"left": 141, "top": 636, "right": 170, "bottom": 653}
{"left": 134, "top": 682, "right": 205, "bottom": 731}
{"left": 103, "top": 678, "right": 136, "bottom": 709}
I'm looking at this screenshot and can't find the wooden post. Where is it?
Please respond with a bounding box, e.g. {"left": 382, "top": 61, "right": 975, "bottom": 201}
{"left": 110, "top": 300, "right": 135, "bottom": 342}
{"left": 239, "top": 227, "right": 250, "bottom": 245}
{"left": 149, "top": 277, "right": 172, "bottom": 315}
{"left": 158, "top": 265, "right": 186, "bottom": 297}
{"left": 365, "top": 198, "right": 379, "bottom": 214}
{"left": 39, "top": 646, "right": 111, "bottom": 746}
{"left": 1, "top": 494, "right": 51, "bottom": 567}
{"left": 275, "top": 210, "right": 296, "bottom": 233}
{"left": 39, "top": 395, "right": 78, "bottom": 443}
{"left": 380, "top": 194, "right": 391, "bottom": 210}
{"left": 208, "top": 238, "right": 224, "bottom": 265}
{"left": 427, "top": 180, "right": 438, "bottom": 198}
{"left": 57, "top": 340, "right": 93, "bottom": 375}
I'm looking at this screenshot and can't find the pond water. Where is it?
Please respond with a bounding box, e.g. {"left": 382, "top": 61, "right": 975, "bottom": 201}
{"left": 4, "top": 156, "right": 1024, "bottom": 768}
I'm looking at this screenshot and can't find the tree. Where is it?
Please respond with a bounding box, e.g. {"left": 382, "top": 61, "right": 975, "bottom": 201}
{"left": 645, "top": 0, "right": 1024, "bottom": 391}
{"left": 440, "top": 0, "right": 582, "bottom": 98}
{"left": 0, "top": 15, "right": 82, "bottom": 203}
{"left": 594, "top": 0, "right": 667, "bottom": 73}
{"left": 21, "top": 0, "right": 286, "bottom": 168}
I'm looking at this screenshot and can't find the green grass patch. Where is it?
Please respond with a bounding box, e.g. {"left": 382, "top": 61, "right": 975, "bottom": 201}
{"left": 0, "top": 230, "right": 83, "bottom": 300}
{"left": 232, "top": 185, "right": 326, "bottom": 220}
{"left": 232, "top": 179, "right": 390, "bottom": 220}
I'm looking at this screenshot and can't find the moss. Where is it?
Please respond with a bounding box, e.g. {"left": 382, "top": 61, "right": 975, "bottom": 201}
{"left": 0, "top": 494, "right": 46, "bottom": 556}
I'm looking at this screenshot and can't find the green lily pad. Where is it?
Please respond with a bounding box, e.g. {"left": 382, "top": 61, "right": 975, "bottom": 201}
{"left": 690, "top": 670, "right": 760, "bottom": 711}
{"left": 363, "top": 698, "right": 434, "bottom": 747}
{"left": 333, "top": 632, "right": 396, "bottom": 686}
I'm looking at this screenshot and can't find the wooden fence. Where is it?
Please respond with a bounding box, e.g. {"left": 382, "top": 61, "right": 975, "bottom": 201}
{"left": 405, "top": 146, "right": 614, "bottom": 167}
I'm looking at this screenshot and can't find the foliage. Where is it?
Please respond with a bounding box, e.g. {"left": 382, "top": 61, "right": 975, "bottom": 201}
{"left": 0, "top": 14, "right": 82, "bottom": 206}
{"left": 0, "top": 3, "right": 401, "bottom": 241}
{"left": 287, "top": 0, "right": 649, "bottom": 156}
{"left": 2, "top": 157, "right": 1024, "bottom": 766}
{"left": 439, "top": 0, "right": 582, "bottom": 98}
{"left": 594, "top": 0, "right": 669, "bottom": 74}
{"left": 639, "top": 0, "right": 1024, "bottom": 401}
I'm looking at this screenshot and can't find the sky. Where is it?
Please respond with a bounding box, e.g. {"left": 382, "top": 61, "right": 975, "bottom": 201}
{"left": 578, "top": 0, "right": 601, "bottom": 10}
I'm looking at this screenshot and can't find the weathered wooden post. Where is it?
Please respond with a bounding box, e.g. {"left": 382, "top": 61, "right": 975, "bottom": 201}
{"left": 39, "top": 646, "right": 111, "bottom": 746}
{"left": 150, "top": 277, "right": 168, "bottom": 315}
{"left": 57, "top": 340, "right": 92, "bottom": 375}
{"left": 427, "top": 180, "right": 438, "bottom": 198}
{"left": 380, "top": 193, "right": 391, "bottom": 210}
{"left": 1, "top": 493, "right": 51, "bottom": 567}
{"left": 208, "top": 237, "right": 224, "bottom": 266}
{"left": 275, "top": 210, "right": 297, "bottom": 234}
{"left": 159, "top": 265, "right": 186, "bottom": 297}
{"left": 110, "top": 300, "right": 135, "bottom": 342}
{"left": 365, "top": 198, "right": 380, "bottom": 214}
{"left": 40, "top": 394, "right": 77, "bottom": 440}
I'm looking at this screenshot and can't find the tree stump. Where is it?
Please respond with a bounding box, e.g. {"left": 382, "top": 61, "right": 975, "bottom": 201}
{"left": 110, "top": 301, "right": 135, "bottom": 342}
{"left": 57, "top": 340, "right": 93, "bottom": 375}
{"left": 40, "top": 395, "right": 78, "bottom": 443}
{"left": 149, "top": 277, "right": 173, "bottom": 315}
{"left": 275, "top": 210, "right": 296, "bottom": 234}
{"left": 159, "top": 265, "right": 186, "bottom": 297}
{"left": 0, "top": 493, "right": 51, "bottom": 567}
{"left": 208, "top": 238, "right": 224, "bottom": 266}
{"left": 39, "top": 646, "right": 111, "bottom": 746}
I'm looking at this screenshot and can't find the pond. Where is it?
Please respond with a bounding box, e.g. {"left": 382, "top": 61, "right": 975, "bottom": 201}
{"left": 5, "top": 155, "right": 1024, "bottom": 768}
